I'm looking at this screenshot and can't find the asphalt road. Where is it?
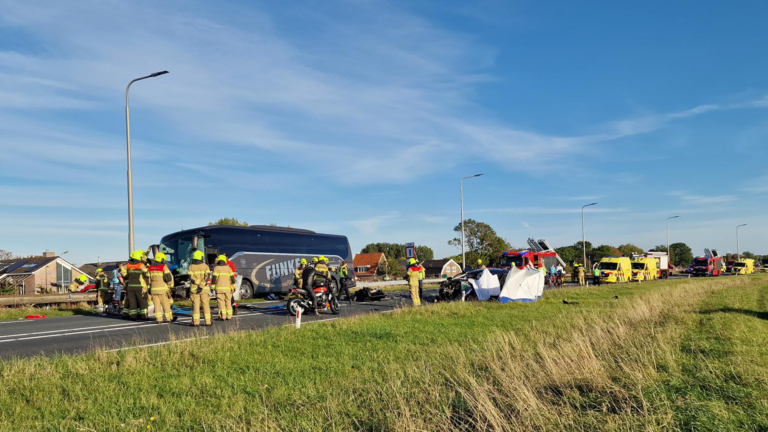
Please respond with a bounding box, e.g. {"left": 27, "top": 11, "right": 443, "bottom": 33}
{"left": 0, "top": 274, "right": 716, "bottom": 359}
{"left": 0, "top": 291, "right": 420, "bottom": 359}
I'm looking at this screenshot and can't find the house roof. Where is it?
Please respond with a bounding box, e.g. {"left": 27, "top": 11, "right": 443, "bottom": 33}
{"left": 0, "top": 256, "right": 57, "bottom": 275}
{"left": 353, "top": 253, "right": 385, "bottom": 268}
{"left": 422, "top": 259, "right": 453, "bottom": 270}
{"left": 80, "top": 261, "right": 123, "bottom": 277}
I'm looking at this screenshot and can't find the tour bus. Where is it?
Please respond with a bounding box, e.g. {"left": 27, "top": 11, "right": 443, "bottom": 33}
{"left": 153, "top": 225, "right": 355, "bottom": 299}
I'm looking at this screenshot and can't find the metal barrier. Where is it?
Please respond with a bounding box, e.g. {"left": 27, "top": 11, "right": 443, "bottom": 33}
{"left": 0, "top": 292, "right": 96, "bottom": 307}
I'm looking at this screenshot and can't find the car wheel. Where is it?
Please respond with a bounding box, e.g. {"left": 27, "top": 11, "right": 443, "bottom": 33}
{"left": 240, "top": 279, "right": 254, "bottom": 300}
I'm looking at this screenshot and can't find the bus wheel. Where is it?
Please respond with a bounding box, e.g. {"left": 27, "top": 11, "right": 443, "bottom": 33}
{"left": 240, "top": 280, "right": 254, "bottom": 300}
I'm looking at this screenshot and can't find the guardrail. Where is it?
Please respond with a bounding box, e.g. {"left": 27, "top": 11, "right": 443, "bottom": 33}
{"left": 359, "top": 278, "right": 445, "bottom": 288}
{"left": 0, "top": 292, "right": 96, "bottom": 307}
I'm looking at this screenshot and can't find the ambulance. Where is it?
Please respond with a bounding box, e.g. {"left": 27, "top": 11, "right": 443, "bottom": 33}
{"left": 598, "top": 257, "right": 633, "bottom": 283}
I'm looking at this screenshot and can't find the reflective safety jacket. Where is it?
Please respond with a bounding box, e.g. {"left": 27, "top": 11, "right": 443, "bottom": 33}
{"left": 211, "top": 264, "right": 235, "bottom": 292}
{"left": 593, "top": 268, "right": 601, "bottom": 277}
{"left": 95, "top": 272, "right": 110, "bottom": 291}
{"left": 68, "top": 281, "right": 81, "bottom": 293}
{"left": 339, "top": 263, "right": 349, "bottom": 278}
{"left": 407, "top": 265, "right": 423, "bottom": 287}
{"left": 578, "top": 266, "right": 585, "bottom": 277}
{"left": 294, "top": 264, "right": 306, "bottom": 289}
{"left": 121, "top": 260, "right": 149, "bottom": 291}
{"left": 188, "top": 260, "right": 210, "bottom": 290}
{"left": 148, "top": 263, "right": 174, "bottom": 292}
{"left": 313, "top": 263, "right": 331, "bottom": 285}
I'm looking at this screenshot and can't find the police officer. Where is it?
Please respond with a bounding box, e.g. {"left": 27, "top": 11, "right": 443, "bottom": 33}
{"left": 212, "top": 255, "right": 236, "bottom": 321}
{"left": 148, "top": 252, "right": 174, "bottom": 324}
{"left": 406, "top": 258, "right": 423, "bottom": 306}
{"left": 189, "top": 250, "right": 212, "bottom": 326}
{"left": 338, "top": 260, "right": 352, "bottom": 303}
{"left": 120, "top": 251, "right": 149, "bottom": 320}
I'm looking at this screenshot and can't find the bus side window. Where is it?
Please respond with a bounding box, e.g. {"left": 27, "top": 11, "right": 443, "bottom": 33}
{"left": 205, "top": 247, "right": 219, "bottom": 265}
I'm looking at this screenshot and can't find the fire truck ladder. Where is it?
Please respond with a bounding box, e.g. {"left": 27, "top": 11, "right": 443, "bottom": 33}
{"left": 527, "top": 238, "right": 566, "bottom": 267}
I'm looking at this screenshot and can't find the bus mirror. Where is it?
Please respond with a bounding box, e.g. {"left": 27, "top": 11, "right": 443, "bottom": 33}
{"left": 150, "top": 245, "right": 159, "bottom": 256}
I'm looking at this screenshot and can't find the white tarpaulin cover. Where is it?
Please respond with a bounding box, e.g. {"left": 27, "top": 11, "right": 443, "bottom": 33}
{"left": 469, "top": 269, "right": 501, "bottom": 301}
{"left": 500, "top": 267, "right": 545, "bottom": 303}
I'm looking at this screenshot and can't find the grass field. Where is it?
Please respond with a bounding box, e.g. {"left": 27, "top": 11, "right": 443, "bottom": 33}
{"left": 0, "top": 303, "right": 92, "bottom": 321}
{"left": 1, "top": 275, "right": 768, "bottom": 431}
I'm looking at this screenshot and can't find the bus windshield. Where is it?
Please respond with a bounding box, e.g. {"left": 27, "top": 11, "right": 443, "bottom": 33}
{"left": 159, "top": 234, "right": 201, "bottom": 274}
{"left": 499, "top": 255, "right": 526, "bottom": 267}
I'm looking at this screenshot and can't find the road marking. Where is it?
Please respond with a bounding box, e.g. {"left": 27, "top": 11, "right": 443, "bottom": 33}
{"left": 0, "top": 321, "right": 152, "bottom": 339}
{"left": 0, "top": 322, "right": 158, "bottom": 343}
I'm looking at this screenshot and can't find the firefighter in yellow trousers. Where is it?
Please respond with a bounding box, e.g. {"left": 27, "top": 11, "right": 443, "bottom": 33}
{"left": 212, "top": 255, "right": 236, "bottom": 321}
{"left": 94, "top": 268, "right": 110, "bottom": 309}
{"left": 577, "top": 264, "right": 586, "bottom": 286}
{"left": 189, "top": 250, "right": 212, "bottom": 326}
{"left": 148, "top": 252, "right": 174, "bottom": 323}
{"left": 120, "top": 251, "right": 149, "bottom": 320}
{"left": 406, "top": 258, "right": 423, "bottom": 306}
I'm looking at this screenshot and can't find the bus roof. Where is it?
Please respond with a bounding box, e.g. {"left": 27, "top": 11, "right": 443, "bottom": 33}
{"left": 160, "top": 225, "right": 344, "bottom": 240}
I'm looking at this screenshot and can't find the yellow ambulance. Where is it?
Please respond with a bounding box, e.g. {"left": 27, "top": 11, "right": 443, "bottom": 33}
{"left": 631, "top": 256, "right": 658, "bottom": 282}
{"left": 598, "top": 257, "right": 633, "bottom": 283}
{"left": 733, "top": 259, "right": 755, "bottom": 275}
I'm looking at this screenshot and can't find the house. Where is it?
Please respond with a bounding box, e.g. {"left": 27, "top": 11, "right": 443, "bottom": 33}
{"left": 80, "top": 261, "right": 123, "bottom": 278}
{"left": 0, "top": 252, "right": 92, "bottom": 295}
{"left": 353, "top": 252, "right": 387, "bottom": 281}
{"left": 421, "top": 259, "right": 462, "bottom": 279}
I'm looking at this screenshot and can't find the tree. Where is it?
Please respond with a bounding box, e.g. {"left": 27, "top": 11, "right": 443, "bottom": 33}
{"left": 669, "top": 242, "right": 693, "bottom": 267}
{"left": 650, "top": 245, "right": 668, "bottom": 253}
{"left": 209, "top": 218, "right": 249, "bottom": 227}
{"left": 448, "top": 219, "right": 510, "bottom": 266}
{"left": 618, "top": 243, "right": 644, "bottom": 257}
{"left": 0, "top": 250, "right": 13, "bottom": 260}
{"left": 415, "top": 246, "right": 434, "bottom": 261}
{"left": 590, "top": 245, "right": 621, "bottom": 263}
{"left": 742, "top": 251, "right": 756, "bottom": 259}
{"left": 555, "top": 245, "right": 581, "bottom": 266}
{"left": 361, "top": 243, "right": 434, "bottom": 262}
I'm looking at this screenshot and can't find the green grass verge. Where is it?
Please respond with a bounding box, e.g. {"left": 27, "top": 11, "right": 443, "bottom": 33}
{"left": 0, "top": 303, "right": 92, "bottom": 322}
{"left": 1, "top": 276, "right": 767, "bottom": 431}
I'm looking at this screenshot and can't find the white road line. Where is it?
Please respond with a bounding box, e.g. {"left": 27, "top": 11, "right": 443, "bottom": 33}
{"left": 104, "top": 336, "right": 209, "bottom": 353}
{"left": 0, "top": 322, "right": 158, "bottom": 343}
{"left": 0, "top": 321, "right": 151, "bottom": 339}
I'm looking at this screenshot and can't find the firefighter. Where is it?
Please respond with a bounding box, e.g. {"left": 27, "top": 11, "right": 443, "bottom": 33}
{"left": 189, "top": 250, "right": 211, "bottom": 326}
{"left": 477, "top": 259, "right": 487, "bottom": 270}
{"left": 212, "top": 255, "right": 236, "bottom": 321}
{"left": 406, "top": 258, "right": 423, "bottom": 306}
{"left": 338, "top": 260, "right": 352, "bottom": 303}
{"left": 417, "top": 260, "right": 426, "bottom": 301}
{"left": 94, "top": 268, "right": 110, "bottom": 310}
{"left": 120, "top": 251, "right": 149, "bottom": 320}
{"left": 148, "top": 252, "right": 174, "bottom": 324}
{"left": 69, "top": 274, "right": 88, "bottom": 293}
{"left": 577, "top": 264, "right": 585, "bottom": 286}
{"left": 294, "top": 258, "right": 307, "bottom": 290}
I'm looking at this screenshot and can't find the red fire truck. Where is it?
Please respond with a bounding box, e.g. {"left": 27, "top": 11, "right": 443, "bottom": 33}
{"left": 691, "top": 256, "right": 723, "bottom": 277}
{"left": 499, "top": 250, "right": 559, "bottom": 270}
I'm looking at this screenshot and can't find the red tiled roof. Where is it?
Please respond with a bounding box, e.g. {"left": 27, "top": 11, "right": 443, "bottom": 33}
{"left": 353, "top": 253, "right": 385, "bottom": 275}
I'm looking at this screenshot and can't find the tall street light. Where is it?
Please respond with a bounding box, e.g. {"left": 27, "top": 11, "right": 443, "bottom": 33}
{"left": 666, "top": 215, "right": 680, "bottom": 264}
{"left": 461, "top": 173, "right": 484, "bottom": 270}
{"left": 125, "top": 71, "right": 169, "bottom": 254}
{"left": 581, "top": 203, "right": 598, "bottom": 269}
{"left": 736, "top": 223, "right": 748, "bottom": 260}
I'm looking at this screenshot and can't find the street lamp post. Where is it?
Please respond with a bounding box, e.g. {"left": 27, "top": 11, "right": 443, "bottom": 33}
{"left": 736, "top": 224, "right": 747, "bottom": 260}
{"left": 461, "top": 174, "right": 484, "bottom": 271}
{"left": 581, "top": 203, "right": 598, "bottom": 269}
{"left": 666, "top": 215, "right": 680, "bottom": 264}
{"left": 125, "top": 71, "right": 169, "bottom": 254}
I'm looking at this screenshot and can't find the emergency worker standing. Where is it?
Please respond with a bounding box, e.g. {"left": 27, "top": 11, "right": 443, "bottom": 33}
{"left": 406, "top": 258, "right": 423, "bottom": 306}
{"left": 477, "top": 259, "right": 487, "bottom": 270}
{"left": 338, "top": 260, "right": 352, "bottom": 303}
{"left": 577, "top": 264, "right": 585, "bottom": 286}
{"left": 593, "top": 266, "right": 601, "bottom": 286}
{"left": 188, "top": 250, "right": 212, "bottom": 326}
{"left": 212, "top": 255, "right": 236, "bottom": 321}
{"left": 148, "top": 252, "right": 174, "bottom": 324}
{"left": 294, "top": 258, "right": 307, "bottom": 290}
{"left": 94, "top": 268, "right": 110, "bottom": 310}
{"left": 120, "top": 251, "right": 149, "bottom": 320}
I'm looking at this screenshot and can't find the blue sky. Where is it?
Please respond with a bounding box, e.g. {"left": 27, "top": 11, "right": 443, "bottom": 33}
{"left": 1, "top": 0, "right": 767, "bottom": 265}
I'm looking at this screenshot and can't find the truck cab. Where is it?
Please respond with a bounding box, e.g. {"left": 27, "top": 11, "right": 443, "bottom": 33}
{"left": 631, "top": 257, "right": 658, "bottom": 282}
{"left": 598, "top": 257, "right": 632, "bottom": 283}
{"left": 692, "top": 256, "right": 722, "bottom": 277}
{"left": 499, "top": 251, "right": 558, "bottom": 270}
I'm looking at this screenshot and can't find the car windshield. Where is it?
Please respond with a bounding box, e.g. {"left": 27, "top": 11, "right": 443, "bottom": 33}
{"left": 734, "top": 262, "right": 746, "bottom": 268}
{"left": 694, "top": 259, "right": 709, "bottom": 267}
{"left": 499, "top": 255, "right": 525, "bottom": 267}
{"left": 631, "top": 263, "right": 646, "bottom": 270}
{"left": 599, "top": 262, "right": 618, "bottom": 270}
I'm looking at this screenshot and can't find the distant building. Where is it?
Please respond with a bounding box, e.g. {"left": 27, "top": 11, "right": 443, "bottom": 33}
{"left": 421, "top": 259, "right": 462, "bottom": 279}
{"left": 0, "top": 252, "right": 92, "bottom": 295}
{"left": 80, "top": 261, "right": 123, "bottom": 278}
{"left": 353, "top": 252, "right": 387, "bottom": 281}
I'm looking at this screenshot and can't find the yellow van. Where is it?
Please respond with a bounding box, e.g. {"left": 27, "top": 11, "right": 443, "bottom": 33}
{"left": 598, "top": 257, "right": 632, "bottom": 283}
{"left": 733, "top": 259, "right": 755, "bottom": 275}
{"left": 631, "top": 257, "right": 658, "bottom": 282}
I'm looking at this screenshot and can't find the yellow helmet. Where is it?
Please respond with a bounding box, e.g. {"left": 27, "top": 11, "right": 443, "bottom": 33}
{"left": 477, "top": 259, "right": 483, "bottom": 265}
{"left": 312, "top": 257, "right": 319, "bottom": 263}
{"left": 319, "top": 255, "right": 328, "bottom": 263}
{"left": 217, "top": 254, "right": 228, "bottom": 263}
{"left": 96, "top": 268, "right": 103, "bottom": 274}
{"left": 192, "top": 250, "right": 204, "bottom": 260}
{"left": 300, "top": 258, "right": 308, "bottom": 265}
{"left": 408, "top": 258, "right": 416, "bottom": 265}
{"left": 130, "top": 250, "right": 143, "bottom": 261}
{"left": 78, "top": 275, "right": 88, "bottom": 283}
{"left": 155, "top": 252, "right": 167, "bottom": 263}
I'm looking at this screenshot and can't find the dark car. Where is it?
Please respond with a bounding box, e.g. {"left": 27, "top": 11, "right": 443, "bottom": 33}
{"left": 438, "top": 268, "right": 508, "bottom": 302}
